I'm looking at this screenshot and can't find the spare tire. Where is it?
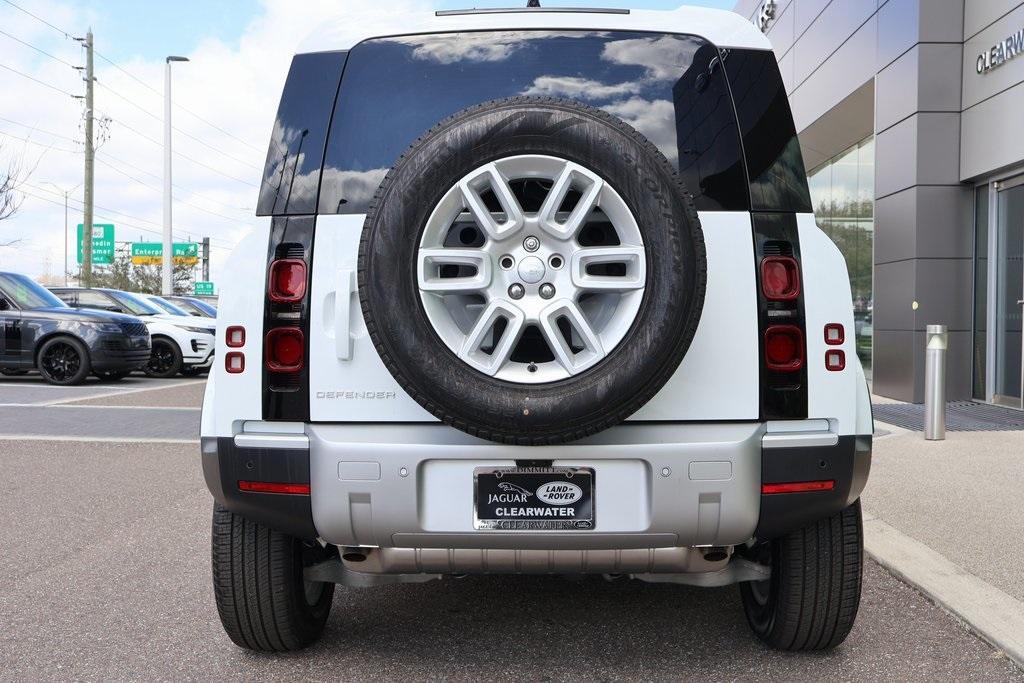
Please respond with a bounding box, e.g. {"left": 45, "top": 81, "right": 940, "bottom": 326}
{"left": 359, "top": 97, "right": 706, "bottom": 445}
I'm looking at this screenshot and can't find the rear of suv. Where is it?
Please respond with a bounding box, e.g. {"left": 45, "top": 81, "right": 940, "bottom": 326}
{"left": 201, "top": 5, "right": 873, "bottom": 654}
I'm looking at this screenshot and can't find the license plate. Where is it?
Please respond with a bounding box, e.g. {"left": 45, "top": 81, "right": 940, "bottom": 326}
{"left": 474, "top": 467, "right": 594, "bottom": 530}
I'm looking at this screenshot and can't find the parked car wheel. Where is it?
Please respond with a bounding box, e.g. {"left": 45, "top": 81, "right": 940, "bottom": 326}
{"left": 144, "top": 337, "right": 183, "bottom": 378}
{"left": 739, "top": 499, "right": 864, "bottom": 651}
{"left": 36, "top": 336, "right": 91, "bottom": 386}
{"left": 211, "top": 503, "right": 336, "bottom": 652}
{"left": 94, "top": 370, "right": 131, "bottom": 381}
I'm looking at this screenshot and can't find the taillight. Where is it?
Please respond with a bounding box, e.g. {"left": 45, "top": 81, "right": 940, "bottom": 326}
{"left": 265, "top": 327, "right": 304, "bottom": 372}
{"left": 825, "top": 349, "right": 846, "bottom": 372}
{"left": 225, "top": 352, "right": 245, "bottom": 374}
{"left": 824, "top": 323, "right": 844, "bottom": 345}
{"left": 764, "top": 325, "right": 804, "bottom": 371}
{"left": 762, "top": 480, "right": 835, "bottom": 494}
{"left": 269, "top": 259, "right": 307, "bottom": 302}
{"left": 226, "top": 326, "right": 246, "bottom": 348}
{"left": 760, "top": 256, "right": 800, "bottom": 300}
{"left": 238, "top": 480, "right": 310, "bottom": 495}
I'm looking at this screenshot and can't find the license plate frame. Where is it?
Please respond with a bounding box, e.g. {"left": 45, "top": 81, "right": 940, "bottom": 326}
{"left": 473, "top": 466, "right": 595, "bottom": 530}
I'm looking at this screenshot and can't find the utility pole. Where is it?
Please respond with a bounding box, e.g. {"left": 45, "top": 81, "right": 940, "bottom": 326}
{"left": 201, "top": 237, "right": 210, "bottom": 282}
{"left": 163, "top": 55, "right": 189, "bottom": 296}
{"left": 81, "top": 29, "right": 95, "bottom": 288}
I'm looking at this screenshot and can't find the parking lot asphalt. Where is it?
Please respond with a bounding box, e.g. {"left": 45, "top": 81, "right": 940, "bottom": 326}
{"left": 0, "top": 377, "right": 1021, "bottom": 681}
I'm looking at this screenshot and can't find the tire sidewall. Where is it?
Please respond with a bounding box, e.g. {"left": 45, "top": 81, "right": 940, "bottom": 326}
{"left": 359, "top": 98, "right": 706, "bottom": 442}
{"left": 37, "top": 336, "right": 91, "bottom": 386}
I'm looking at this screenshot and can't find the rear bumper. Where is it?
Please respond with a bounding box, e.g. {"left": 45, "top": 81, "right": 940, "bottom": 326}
{"left": 202, "top": 421, "right": 871, "bottom": 548}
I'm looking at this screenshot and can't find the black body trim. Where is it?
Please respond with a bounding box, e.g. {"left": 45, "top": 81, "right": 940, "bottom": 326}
{"left": 201, "top": 436, "right": 316, "bottom": 540}
{"left": 755, "top": 434, "right": 871, "bottom": 539}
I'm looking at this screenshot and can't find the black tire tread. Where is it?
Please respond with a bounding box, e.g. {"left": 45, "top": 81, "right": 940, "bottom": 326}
{"left": 742, "top": 500, "right": 863, "bottom": 651}
{"left": 211, "top": 503, "right": 333, "bottom": 652}
{"left": 358, "top": 96, "right": 706, "bottom": 445}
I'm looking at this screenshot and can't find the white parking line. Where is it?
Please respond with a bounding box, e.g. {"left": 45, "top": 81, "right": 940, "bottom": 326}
{"left": 34, "top": 379, "right": 206, "bottom": 406}
{"left": 0, "top": 434, "right": 199, "bottom": 444}
{"left": 864, "top": 511, "right": 1024, "bottom": 667}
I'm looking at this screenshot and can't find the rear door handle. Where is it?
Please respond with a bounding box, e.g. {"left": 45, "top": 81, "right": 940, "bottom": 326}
{"left": 335, "top": 269, "right": 355, "bottom": 360}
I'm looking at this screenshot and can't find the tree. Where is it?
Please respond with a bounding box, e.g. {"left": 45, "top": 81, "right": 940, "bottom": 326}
{"left": 89, "top": 246, "right": 195, "bottom": 294}
{"left": 0, "top": 143, "right": 30, "bottom": 247}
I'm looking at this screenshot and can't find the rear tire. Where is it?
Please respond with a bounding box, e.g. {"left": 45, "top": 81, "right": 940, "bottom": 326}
{"left": 739, "top": 499, "right": 863, "bottom": 651}
{"left": 211, "top": 503, "right": 336, "bottom": 652}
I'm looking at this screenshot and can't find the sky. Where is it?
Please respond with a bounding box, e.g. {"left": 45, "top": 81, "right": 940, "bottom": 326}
{"left": 0, "top": 0, "right": 736, "bottom": 287}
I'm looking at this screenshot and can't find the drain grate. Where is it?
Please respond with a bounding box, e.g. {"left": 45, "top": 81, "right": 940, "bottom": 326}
{"left": 872, "top": 401, "right": 1024, "bottom": 432}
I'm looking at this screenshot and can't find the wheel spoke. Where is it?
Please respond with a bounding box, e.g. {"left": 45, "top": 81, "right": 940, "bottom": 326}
{"left": 538, "top": 161, "right": 604, "bottom": 241}
{"left": 458, "top": 300, "right": 525, "bottom": 376}
{"left": 571, "top": 246, "right": 646, "bottom": 291}
{"left": 458, "top": 163, "right": 524, "bottom": 241}
{"left": 538, "top": 299, "right": 605, "bottom": 374}
{"left": 417, "top": 248, "right": 492, "bottom": 293}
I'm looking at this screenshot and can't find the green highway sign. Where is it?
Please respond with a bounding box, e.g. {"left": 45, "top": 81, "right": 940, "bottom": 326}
{"left": 194, "top": 281, "right": 215, "bottom": 296}
{"left": 130, "top": 242, "right": 200, "bottom": 266}
{"left": 77, "top": 224, "right": 115, "bottom": 265}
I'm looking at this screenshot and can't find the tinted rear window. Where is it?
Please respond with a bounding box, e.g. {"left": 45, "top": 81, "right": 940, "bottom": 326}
{"left": 318, "top": 31, "right": 748, "bottom": 214}
{"left": 722, "top": 49, "right": 812, "bottom": 213}
{"left": 257, "top": 51, "right": 348, "bottom": 216}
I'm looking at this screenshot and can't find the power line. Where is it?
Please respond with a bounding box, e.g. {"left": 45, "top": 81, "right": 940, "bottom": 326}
{"left": 103, "top": 113, "right": 259, "bottom": 188}
{"left": 0, "top": 61, "right": 77, "bottom": 97}
{"left": 0, "top": 115, "right": 81, "bottom": 144}
{"left": 0, "top": 0, "right": 76, "bottom": 40}
{"left": 93, "top": 48, "right": 263, "bottom": 154}
{"left": 0, "top": 27, "right": 79, "bottom": 68}
{"left": 93, "top": 156, "right": 253, "bottom": 228}
{"left": 0, "top": 129, "right": 80, "bottom": 154}
{"left": 94, "top": 80, "right": 262, "bottom": 172}
{"left": 95, "top": 149, "right": 253, "bottom": 214}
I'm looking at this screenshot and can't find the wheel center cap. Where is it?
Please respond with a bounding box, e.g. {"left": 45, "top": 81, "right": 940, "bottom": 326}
{"left": 518, "top": 256, "right": 546, "bottom": 284}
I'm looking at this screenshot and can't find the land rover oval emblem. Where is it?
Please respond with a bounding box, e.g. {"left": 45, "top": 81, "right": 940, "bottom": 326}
{"left": 536, "top": 481, "right": 583, "bottom": 505}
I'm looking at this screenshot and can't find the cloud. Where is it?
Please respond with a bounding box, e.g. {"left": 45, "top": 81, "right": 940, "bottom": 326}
{"left": 602, "top": 97, "right": 678, "bottom": 164}
{"left": 0, "top": 0, "right": 432, "bottom": 282}
{"left": 522, "top": 76, "right": 642, "bottom": 101}
{"left": 601, "top": 35, "right": 702, "bottom": 81}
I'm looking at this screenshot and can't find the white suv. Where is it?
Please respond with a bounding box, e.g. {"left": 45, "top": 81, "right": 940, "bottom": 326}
{"left": 202, "top": 5, "right": 872, "bottom": 654}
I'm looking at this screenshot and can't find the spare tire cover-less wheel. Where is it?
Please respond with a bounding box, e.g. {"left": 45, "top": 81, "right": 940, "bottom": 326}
{"left": 359, "top": 97, "right": 706, "bottom": 445}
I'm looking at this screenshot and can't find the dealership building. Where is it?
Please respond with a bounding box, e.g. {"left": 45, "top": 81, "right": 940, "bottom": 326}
{"left": 731, "top": 0, "right": 1024, "bottom": 408}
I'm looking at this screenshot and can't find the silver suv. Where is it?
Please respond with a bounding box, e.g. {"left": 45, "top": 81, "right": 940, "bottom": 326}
{"left": 201, "top": 5, "right": 873, "bottom": 653}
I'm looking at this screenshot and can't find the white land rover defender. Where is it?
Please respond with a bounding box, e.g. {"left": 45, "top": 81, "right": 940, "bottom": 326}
{"left": 201, "top": 4, "right": 873, "bottom": 653}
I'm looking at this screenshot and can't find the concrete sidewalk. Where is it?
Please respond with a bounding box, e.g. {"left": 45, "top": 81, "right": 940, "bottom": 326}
{"left": 864, "top": 409, "right": 1024, "bottom": 665}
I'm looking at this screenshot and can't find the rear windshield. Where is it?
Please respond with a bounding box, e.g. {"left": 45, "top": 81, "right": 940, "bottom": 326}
{"left": 316, "top": 30, "right": 749, "bottom": 214}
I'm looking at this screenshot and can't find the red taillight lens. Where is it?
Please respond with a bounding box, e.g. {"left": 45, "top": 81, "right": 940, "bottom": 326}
{"left": 269, "top": 259, "right": 307, "bottom": 302}
{"left": 760, "top": 256, "right": 800, "bottom": 301}
{"left": 762, "top": 480, "right": 835, "bottom": 494}
{"left": 826, "top": 349, "right": 846, "bottom": 372}
{"left": 225, "top": 352, "right": 245, "bottom": 374}
{"left": 226, "top": 326, "right": 245, "bottom": 348}
{"left": 238, "top": 480, "right": 310, "bottom": 495}
{"left": 764, "top": 325, "right": 804, "bottom": 371}
{"left": 265, "top": 327, "right": 304, "bottom": 372}
{"left": 824, "top": 323, "right": 844, "bottom": 345}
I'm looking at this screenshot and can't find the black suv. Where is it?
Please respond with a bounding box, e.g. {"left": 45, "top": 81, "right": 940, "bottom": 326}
{"left": 0, "top": 272, "right": 151, "bottom": 385}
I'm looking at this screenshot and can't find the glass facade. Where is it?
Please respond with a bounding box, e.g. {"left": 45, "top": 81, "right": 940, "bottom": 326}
{"left": 807, "top": 137, "right": 875, "bottom": 375}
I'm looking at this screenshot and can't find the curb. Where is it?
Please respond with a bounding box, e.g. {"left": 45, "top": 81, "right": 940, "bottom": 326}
{"left": 864, "top": 512, "right": 1024, "bottom": 668}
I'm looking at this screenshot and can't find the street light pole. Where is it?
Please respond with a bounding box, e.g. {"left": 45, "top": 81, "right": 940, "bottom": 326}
{"left": 163, "top": 55, "right": 189, "bottom": 296}
{"left": 41, "top": 181, "right": 82, "bottom": 286}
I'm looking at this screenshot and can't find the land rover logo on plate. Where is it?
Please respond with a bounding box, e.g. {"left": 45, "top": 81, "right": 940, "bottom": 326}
{"left": 536, "top": 481, "right": 583, "bottom": 505}
{"left": 474, "top": 467, "right": 594, "bottom": 530}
